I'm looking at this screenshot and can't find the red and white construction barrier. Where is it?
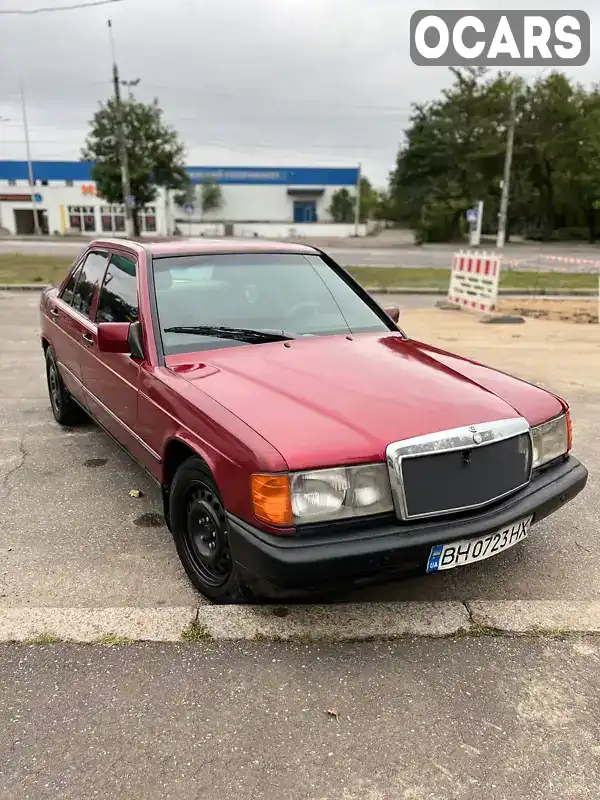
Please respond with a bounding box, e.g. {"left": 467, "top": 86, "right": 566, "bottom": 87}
{"left": 540, "top": 254, "right": 600, "bottom": 268}
{"left": 447, "top": 250, "right": 501, "bottom": 313}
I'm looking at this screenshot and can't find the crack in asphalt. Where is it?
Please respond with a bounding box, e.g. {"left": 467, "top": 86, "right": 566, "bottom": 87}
{"left": 0, "top": 439, "right": 28, "bottom": 500}
{"left": 462, "top": 600, "right": 474, "bottom": 624}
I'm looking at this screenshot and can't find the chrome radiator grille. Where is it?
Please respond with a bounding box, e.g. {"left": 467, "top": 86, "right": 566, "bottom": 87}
{"left": 386, "top": 418, "right": 533, "bottom": 521}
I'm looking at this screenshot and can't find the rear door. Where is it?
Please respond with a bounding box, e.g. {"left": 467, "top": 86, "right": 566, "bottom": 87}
{"left": 80, "top": 250, "right": 151, "bottom": 466}
{"left": 48, "top": 249, "right": 109, "bottom": 402}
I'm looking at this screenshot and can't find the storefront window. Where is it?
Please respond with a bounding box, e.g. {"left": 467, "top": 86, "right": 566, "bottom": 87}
{"left": 98, "top": 205, "right": 157, "bottom": 233}
{"left": 100, "top": 205, "right": 125, "bottom": 233}
{"left": 141, "top": 206, "right": 157, "bottom": 233}
{"left": 68, "top": 205, "right": 96, "bottom": 232}
{"left": 142, "top": 207, "right": 157, "bottom": 233}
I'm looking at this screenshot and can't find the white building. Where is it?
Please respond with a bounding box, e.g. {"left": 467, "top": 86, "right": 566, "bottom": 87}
{"left": 0, "top": 161, "right": 365, "bottom": 238}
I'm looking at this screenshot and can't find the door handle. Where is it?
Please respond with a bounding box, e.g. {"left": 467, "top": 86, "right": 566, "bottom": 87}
{"left": 82, "top": 332, "right": 94, "bottom": 345}
{"left": 49, "top": 307, "right": 59, "bottom": 318}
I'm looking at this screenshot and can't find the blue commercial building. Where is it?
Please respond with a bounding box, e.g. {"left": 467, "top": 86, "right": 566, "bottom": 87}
{"left": 0, "top": 161, "right": 361, "bottom": 235}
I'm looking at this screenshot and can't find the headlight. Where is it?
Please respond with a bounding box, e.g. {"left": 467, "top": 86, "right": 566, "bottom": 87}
{"left": 291, "top": 464, "right": 393, "bottom": 523}
{"left": 531, "top": 413, "right": 570, "bottom": 469}
{"left": 251, "top": 464, "right": 393, "bottom": 527}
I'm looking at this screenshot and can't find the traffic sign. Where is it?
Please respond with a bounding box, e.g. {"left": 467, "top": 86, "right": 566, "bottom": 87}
{"left": 125, "top": 195, "right": 136, "bottom": 208}
{"left": 34, "top": 193, "right": 42, "bottom": 203}
{"left": 466, "top": 208, "right": 478, "bottom": 223}
{"left": 184, "top": 204, "right": 194, "bottom": 215}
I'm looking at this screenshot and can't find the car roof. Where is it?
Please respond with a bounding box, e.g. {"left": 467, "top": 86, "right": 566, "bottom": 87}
{"left": 90, "top": 237, "right": 320, "bottom": 257}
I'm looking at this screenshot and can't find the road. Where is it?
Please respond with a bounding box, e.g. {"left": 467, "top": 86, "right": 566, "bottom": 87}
{"left": 1, "top": 637, "right": 599, "bottom": 800}
{"left": 0, "top": 291, "right": 597, "bottom": 610}
{"left": 1, "top": 237, "right": 600, "bottom": 271}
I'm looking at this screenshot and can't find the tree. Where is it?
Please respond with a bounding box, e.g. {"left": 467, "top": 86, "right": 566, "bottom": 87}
{"left": 199, "top": 177, "right": 223, "bottom": 214}
{"left": 329, "top": 188, "right": 354, "bottom": 223}
{"left": 174, "top": 177, "right": 224, "bottom": 217}
{"left": 389, "top": 67, "right": 513, "bottom": 242}
{"left": 388, "top": 66, "right": 600, "bottom": 243}
{"left": 357, "top": 176, "right": 379, "bottom": 222}
{"left": 329, "top": 177, "right": 379, "bottom": 223}
{"left": 372, "top": 190, "right": 395, "bottom": 221}
{"left": 82, "top": 96, "right": 189, "bottom": 236}
{"left": 514, "top": 73, "right": 600, "bottom": 241}
{"left": 174, "top": 181, "right": 196, "bottom": 210}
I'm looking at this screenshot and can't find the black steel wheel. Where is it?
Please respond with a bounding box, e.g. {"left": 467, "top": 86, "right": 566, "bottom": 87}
{"left": 168, "top": 457, "right": 250, "bottom": 603}
{"left": 45, "top": 347, "right": 81, "bottom": 426}
{"left": 183, "top": 483, "right": 232, "bottom": 588}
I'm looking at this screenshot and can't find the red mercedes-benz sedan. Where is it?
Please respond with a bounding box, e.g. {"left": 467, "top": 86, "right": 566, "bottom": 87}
{"left": 40, "top": 238, "right": 587, "bottom": 602}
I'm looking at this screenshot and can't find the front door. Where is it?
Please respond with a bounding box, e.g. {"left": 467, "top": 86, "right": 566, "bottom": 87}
{"left": 293, "top": 200, "right": 317, "bottom": 223}
{"left": 80, "top": 250, "right": 150, "bottom": 468}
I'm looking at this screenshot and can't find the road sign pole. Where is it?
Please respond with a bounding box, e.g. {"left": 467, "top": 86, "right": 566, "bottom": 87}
{"left": 467, "top": 202, "right": 484, "bottom": 247}
{"left": 354, "top": 163, "right": 361, "bottom": 237}
{"left": 475, "top": 200, "right": 484, "bottom": 246}
{"left": 183, "top": 203, "right": 194, "bottom": 236}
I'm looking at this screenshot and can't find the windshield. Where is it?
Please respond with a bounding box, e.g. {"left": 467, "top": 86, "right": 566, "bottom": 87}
{"left": 152, "top": 253, "right": 391, "bottom": 355}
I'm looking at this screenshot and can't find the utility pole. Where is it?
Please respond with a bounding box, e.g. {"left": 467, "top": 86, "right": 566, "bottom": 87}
{"left": 20, "top": 83, "right": 42, "bottom": 236}
{"left": 496, "top": 90, "right": 517, "bottom": 249}
{"left": 354, "top": 162, "right": 361, "bottom": 237}
{"left": 108, "top": 19, "right": 134, "bottom": 238}
{"left": 0, "top": 116, "right": 9, "bottom": 232}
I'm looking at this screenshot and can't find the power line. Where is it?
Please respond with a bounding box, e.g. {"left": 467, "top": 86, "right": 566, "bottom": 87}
{"left": 140, "top": 85, "right": 415, "bottom": 113}
{"left": 0, "top": 0, "right": 124, "bottom": 14}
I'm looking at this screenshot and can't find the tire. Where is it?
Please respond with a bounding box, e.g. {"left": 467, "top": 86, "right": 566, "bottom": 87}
{"left": 169, "top": 456, "right": 251, "bottom": 603}
{"left": 45, "top": 347, "right": 82, "bottom": 426}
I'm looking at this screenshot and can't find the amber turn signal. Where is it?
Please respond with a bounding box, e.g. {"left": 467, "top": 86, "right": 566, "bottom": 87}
{"left": 251, "top": 474, "right": 293, "bottom": 526}
{"left": 566, "top": 409, "right": 573, "bottom": 452}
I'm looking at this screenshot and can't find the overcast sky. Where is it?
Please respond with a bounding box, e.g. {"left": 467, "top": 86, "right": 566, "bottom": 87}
{"left": 1, "top": 0, "right": 599, "bottom": 186}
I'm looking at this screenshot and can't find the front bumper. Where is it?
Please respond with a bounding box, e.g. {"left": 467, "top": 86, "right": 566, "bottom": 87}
{"left": 227, "top": 456, "right": 588, "bottom": 598}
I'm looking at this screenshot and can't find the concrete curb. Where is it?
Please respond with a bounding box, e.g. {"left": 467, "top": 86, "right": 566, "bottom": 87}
{"left": 0, "top": 603, "right": 469, "bottom": 642}
{"left": 1, "top": 601, "right": 599, "bottom": 643}
{"left": 467, "top": 601, "right": 600, "bottom": 634}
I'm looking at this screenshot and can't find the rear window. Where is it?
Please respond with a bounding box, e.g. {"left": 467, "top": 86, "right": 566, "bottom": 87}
{"left": 71, "top": 250, "right": 108, "bottom": 318}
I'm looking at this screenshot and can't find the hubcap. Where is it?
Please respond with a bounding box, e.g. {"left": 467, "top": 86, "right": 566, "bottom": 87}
{"left": 184, "top": 485, "right": 232, "bottom": 587}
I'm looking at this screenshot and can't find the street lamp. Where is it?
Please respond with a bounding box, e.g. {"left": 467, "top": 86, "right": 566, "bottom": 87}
{"left": 121, "top": 78, "right": 140, "bottom": 99}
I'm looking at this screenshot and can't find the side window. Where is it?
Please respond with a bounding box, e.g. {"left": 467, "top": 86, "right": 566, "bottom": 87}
{"left": 72, "top": 251, "right": 109, "bottom": 318}
{"left": 60, "top": 263, "right": 83, "bottom": 305}
{"left": 96, "top": 253, "right": 138, "bottom": 324}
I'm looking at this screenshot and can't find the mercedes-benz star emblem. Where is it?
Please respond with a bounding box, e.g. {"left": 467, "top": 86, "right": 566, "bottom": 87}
{"left": 469, "top": 425, "right": 483, "bottom": 445}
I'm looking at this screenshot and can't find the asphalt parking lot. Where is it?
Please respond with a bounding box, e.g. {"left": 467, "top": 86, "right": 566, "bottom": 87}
{"left": 1, "top": 291, "right": 598, "bottom": 610}
{"left": 2, "top": 636, "right": 600, "bottom": 800}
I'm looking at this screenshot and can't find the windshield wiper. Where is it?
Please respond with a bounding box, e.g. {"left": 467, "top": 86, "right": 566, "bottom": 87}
{"left": 163, "top": 325, "right": 300, "bottom": 343}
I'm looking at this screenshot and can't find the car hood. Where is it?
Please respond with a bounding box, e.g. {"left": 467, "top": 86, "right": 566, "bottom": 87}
{"left": 167, "top": 333, "right": 564, "bottom": 471}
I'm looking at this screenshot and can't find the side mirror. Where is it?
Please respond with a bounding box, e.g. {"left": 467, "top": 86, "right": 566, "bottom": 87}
{"left": 384, "top": 306, "right": 400, "bottom": 323}
{"left": 97, "top": 321, "right": 144, "bottom": 359}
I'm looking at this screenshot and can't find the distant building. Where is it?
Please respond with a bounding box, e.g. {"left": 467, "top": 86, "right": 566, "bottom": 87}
{"left": 0, "top": 161, "right": 363, "bottom": 237}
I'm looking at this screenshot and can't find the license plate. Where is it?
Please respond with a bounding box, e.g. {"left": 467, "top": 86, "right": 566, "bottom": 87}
{"left": 426, "top": 516, "right": 532, "bottom": 573}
